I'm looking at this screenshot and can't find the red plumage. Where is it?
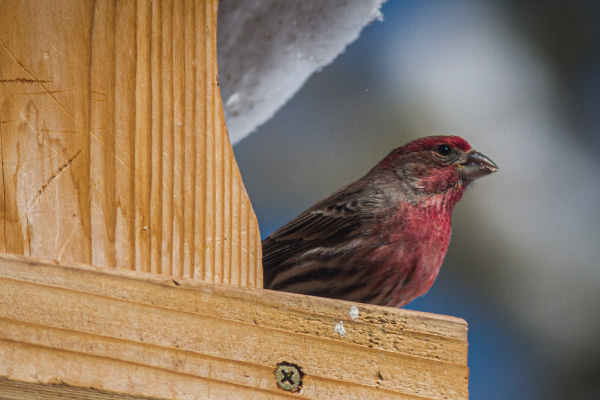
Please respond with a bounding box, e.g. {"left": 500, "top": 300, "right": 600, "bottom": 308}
{"left": 262, "top": 136, "right": 498, "bottom": 307}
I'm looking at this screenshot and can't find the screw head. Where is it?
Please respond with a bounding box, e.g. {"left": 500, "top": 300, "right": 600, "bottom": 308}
{"left": 275, "top": 362, "right": 302, "bottom": 392}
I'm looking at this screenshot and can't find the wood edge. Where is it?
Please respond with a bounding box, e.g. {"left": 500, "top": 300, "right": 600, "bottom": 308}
{"left": 0, "top": 252, "right": 466, "bottom": 325}
{"left": 0, "top": 376, "right": 165, "bottom": 400}
{"left": 0, "top": 252, "right": 468, "bottom": 346}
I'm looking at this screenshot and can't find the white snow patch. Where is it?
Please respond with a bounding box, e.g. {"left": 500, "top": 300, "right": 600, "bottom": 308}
{"left": 349, "top": 305, "right": 359, "bottom": 320}
{"left": 334, "top": 321, "right": 346, "bottom": 337}
{"left": 218, "top": 0, "right": 387, "bottom": 143}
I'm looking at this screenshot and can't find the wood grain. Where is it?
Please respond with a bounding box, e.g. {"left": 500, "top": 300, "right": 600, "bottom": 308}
{"left": 0, "top": 253, "right": 469, "bottom": 400}
{"left": 0, "top": 0, "right": 262, "bottom": 286}
{"left": 0, "top": 376, "right": 163, "bottom": 400}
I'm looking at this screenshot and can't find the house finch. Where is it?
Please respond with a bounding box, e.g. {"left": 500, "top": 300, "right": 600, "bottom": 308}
{"left": 262, "top": 136, "right": 498, "bottom": 307}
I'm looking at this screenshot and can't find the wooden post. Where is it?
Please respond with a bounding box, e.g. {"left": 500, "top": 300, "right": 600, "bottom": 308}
{"left": 0, "top": 0, "right": 261, "bottom": 286}
{"left": 0, "top": 1, "right": 470, "bottom": 399}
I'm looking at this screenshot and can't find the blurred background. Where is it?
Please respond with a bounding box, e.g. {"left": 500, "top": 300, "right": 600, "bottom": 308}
{"left": 221, "top": 1, "right": 600, "bottom": 399}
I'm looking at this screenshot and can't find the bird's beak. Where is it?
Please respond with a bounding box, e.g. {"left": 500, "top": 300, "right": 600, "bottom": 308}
{"left": 458, "top": 150, "right": 499, "bottom": 180}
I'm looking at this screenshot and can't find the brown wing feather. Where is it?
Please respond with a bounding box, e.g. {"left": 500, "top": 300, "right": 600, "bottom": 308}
{"left": 262, "top": 179, "right": 391, "bottom": 287}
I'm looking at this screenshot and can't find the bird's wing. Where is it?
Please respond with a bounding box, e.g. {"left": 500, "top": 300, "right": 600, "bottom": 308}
{"left": 262, "top": 181, "right": 390, "bottom": 286}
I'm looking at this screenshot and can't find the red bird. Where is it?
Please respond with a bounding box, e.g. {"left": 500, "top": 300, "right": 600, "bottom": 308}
{"left": 262, "top": 136, "right": 498, "bottom": 307}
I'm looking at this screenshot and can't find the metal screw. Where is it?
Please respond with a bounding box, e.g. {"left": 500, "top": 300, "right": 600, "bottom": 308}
{"left": 275, "top": 362, "right": 302, "bottom": 392}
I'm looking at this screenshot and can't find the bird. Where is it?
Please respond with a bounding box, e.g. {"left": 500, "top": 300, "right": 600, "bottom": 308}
{"left": 261, "top": 135, "right": 498, "bottom": 307}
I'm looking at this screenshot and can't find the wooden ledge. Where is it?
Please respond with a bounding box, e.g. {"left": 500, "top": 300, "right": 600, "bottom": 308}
{"left": 0, "top": 253, "right": 469, "bottom": 399}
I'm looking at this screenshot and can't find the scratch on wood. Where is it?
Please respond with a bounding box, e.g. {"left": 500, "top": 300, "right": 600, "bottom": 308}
{"left": 0, "top": 78, "right": 53, "bottom": 84}
{"left": 0, "top": 39, "right": 82, "bottom": 127}
{"left": 10, "top": 90, "right": 73, "bottom": 96}
{"left": 56, "top": 222, "right": 79, "bottom": 260}
{"left": 27, "top": 149, "right": 83, "bottom": 212}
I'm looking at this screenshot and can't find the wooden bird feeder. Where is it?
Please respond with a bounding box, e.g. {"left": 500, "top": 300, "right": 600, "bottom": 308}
{"left": 0, "top": 1, "right": 469, "bottom": 399}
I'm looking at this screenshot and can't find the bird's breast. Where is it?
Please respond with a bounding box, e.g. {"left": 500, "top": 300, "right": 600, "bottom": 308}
{"left": 367, "top": 203, "right": 453, "bottom": 306}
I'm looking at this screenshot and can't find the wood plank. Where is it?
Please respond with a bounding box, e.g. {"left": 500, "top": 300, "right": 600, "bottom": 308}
{"left": 0, "top": 253, "right": 468, "bottom": 399}
{"left": 0, "top": 376, "right": 162, "bottom": 400}
{"left": 0, "top": 0, "right": 262, "bottom": 286}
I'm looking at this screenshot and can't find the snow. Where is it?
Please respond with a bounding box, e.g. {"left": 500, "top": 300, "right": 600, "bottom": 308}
{"left": 218, "top": 0, "right": 386, "bottom": 144}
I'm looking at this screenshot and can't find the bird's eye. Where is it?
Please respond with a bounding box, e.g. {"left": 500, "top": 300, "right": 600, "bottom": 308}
{"left": 436, "top": 144, "right": 452, "bottom": 156}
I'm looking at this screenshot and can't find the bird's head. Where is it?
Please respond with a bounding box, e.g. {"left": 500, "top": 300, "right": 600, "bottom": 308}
{"left": 374, "top": 135, "right": 498, "bottom": 202}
